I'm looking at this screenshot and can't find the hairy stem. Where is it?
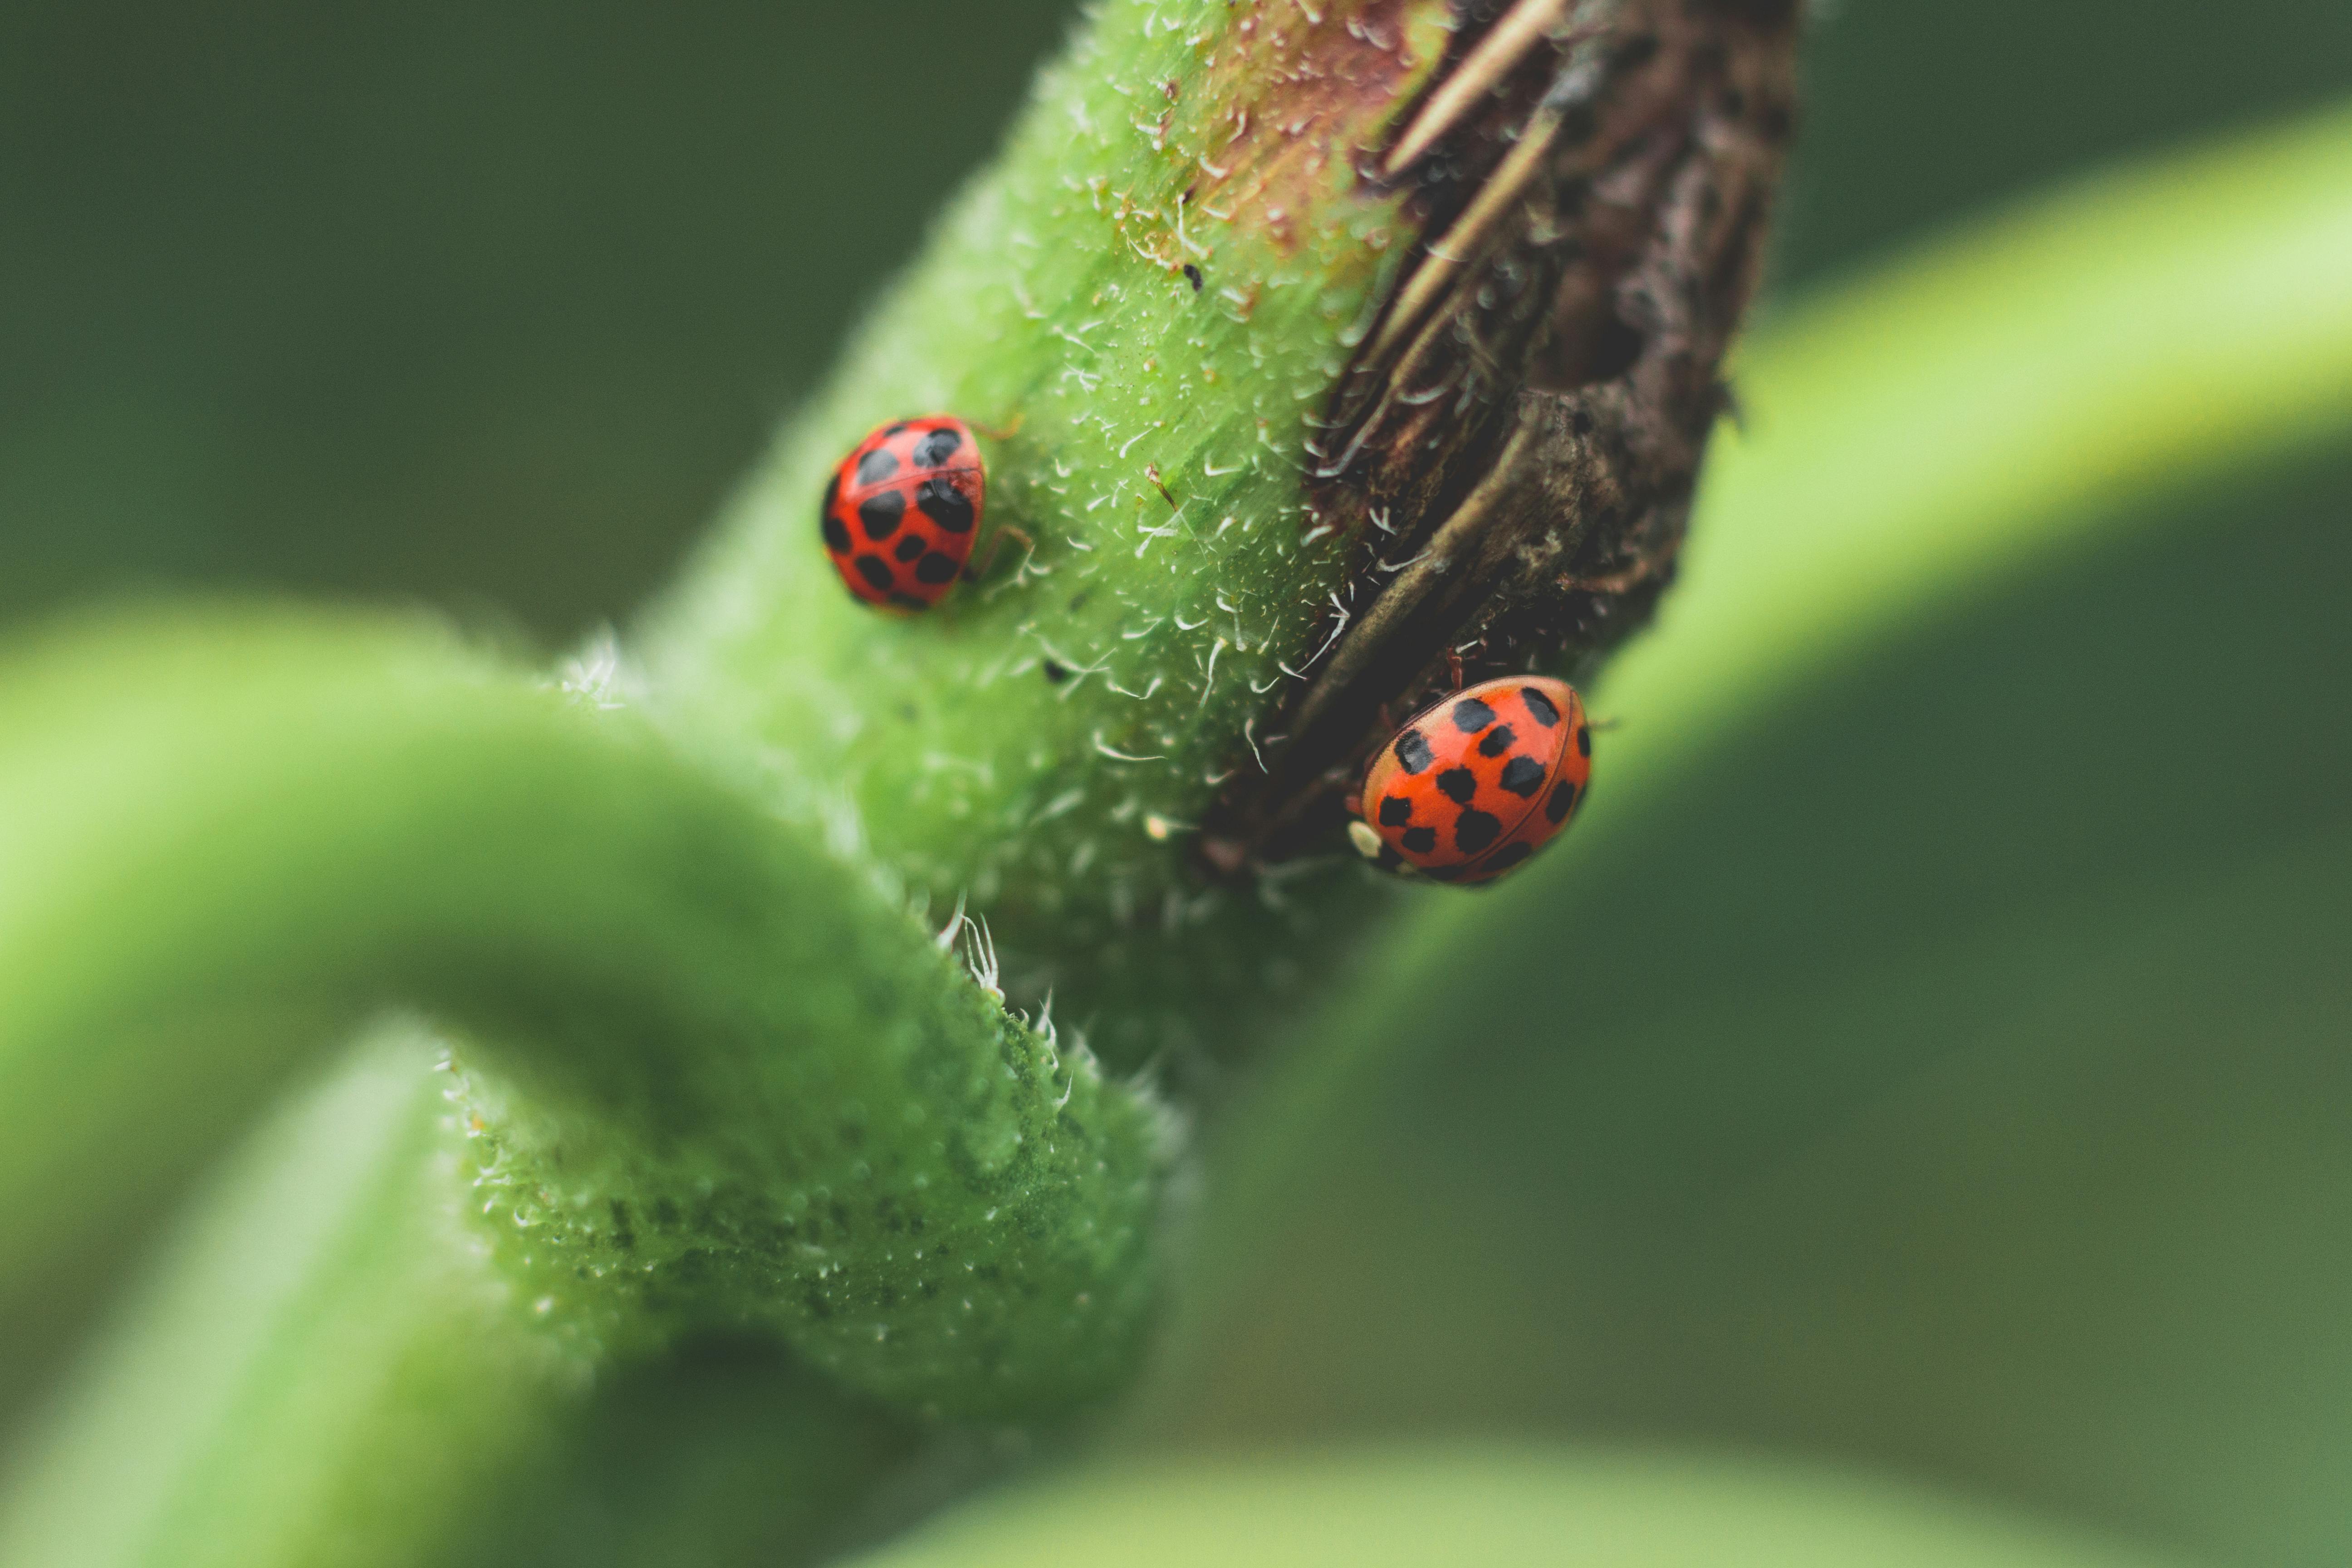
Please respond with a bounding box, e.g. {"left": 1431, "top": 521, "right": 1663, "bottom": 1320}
{"left": 636, "top": 0, "right": 1795, "bottom": 1073}
{"left": 640, "top": 0, "right": 1457, "bottom": 1073}
{"left": 0, "top": 607, "right": 1166, "bottom": 1420}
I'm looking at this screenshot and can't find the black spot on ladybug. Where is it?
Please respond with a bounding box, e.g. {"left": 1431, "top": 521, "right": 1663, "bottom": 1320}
{"left": 1377, "top": 795, "right": 1414, "bottom": 828}
{"left": 893, "top": 533, "right": 927, "bottom": 562}
{"left": 1452, "top": 696, "right": 1497, "bottom": 733}
{"left": 914, "top": 552, "right": 960, "bottom": 584}
{"left": 1477, "top": 724, "right": 1517, "bottom": 758}
{"left": 913, "top": 427, "right": 963, "bottom": 467}
{"left": 1455, "top": 809, "right": 1502, "bottom": 853}
{"left": 1546, "top": 779, "right": 1578, "bottom": 823}
{"left": 1183, "top": 263, "right": 1204, "bottom": 292}
{"left": 1520, "top": 686, "right": 1560, "bottom": 727}
{"left": 916, "top": 476, "right": 975, "bottom": 532}
{"left": 1401, "top": 825, "right": 1437, "bottom": 854}
{"left": 883, "top": 421, "right": 910, "bottom": 436}
{"left": 1435, "top": 767, "right": 1477, "bottom": 805}
{"left": 822, "top": 515, "right": 851, "bottom": 553}
{"left": 1394, "top": 729, "right": 1434, "bottom": 774}
{"left": 889, "top": 591, "right": 930, "bottom": 612}
{"left": 1043, "top": 659, "right": 1069, "bottom": 683}
{"left": 859, "top": 489, "right": 906, "bottom": 539}
{"left": 1500, "top": 755, "right": 1546, "bottom": 797}
{"left": 855, "top": 557, "right": 894, "bottom": 592}
{"left": 1480, "top": 841, "right": 1535, "bottom": 875}
{"left": 856, "top": 447, "right": 900, "bottom": 485}
{"left": 1576, "top": 725, "right": 1592, "bottom": 757}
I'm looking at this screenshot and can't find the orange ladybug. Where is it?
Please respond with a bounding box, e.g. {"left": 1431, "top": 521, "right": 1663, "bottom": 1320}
{"left": 820, "top": 416, "right": 985, "bottom": 612}
{"left": 1349, "top": 676, "right": 1592, "bottom": 884}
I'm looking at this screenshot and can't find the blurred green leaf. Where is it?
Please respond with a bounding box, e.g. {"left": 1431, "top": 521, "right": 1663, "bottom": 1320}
{"left": 1136, "top": 103, "right": 2352, "bottom": 1568}
{"left": 0, "top": 1029, "right": 917, "bottom": 1568}
{"left": 0, "top": 1033, "right": 571, "bottom": 1568}
{"left": 845, "top": 1448, "right": 2199, "bottom": 1568}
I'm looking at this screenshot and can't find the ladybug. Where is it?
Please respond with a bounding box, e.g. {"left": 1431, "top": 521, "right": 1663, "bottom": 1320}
{"left": 1348, "top": 675, "right": 1592, "bottom": 885}
{"left": 821, "top": 416, "right": 986, "bottom": 612}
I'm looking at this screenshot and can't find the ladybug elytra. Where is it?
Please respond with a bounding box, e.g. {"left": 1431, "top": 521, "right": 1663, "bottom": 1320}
{"left": 1349, "top": 675, "right": 1592, "bottom": 885}
{"left": 821, "top": 416, "right": 986, "bottom": 612}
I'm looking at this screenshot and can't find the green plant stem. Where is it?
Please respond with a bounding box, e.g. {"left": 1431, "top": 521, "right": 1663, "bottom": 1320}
{"left": 0, "top": 606, "right": 1166, "bottom": 1420}
{"left": 639, "top": 0, "right": 1455, "bottom": 1070}
{"left": 0, "top": 0, "right": 1459, "bottom": 1524}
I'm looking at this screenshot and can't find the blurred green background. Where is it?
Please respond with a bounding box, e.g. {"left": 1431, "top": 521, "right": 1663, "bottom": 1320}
{"left": 5, "top": 0, "right": 2349, "bottom": 640}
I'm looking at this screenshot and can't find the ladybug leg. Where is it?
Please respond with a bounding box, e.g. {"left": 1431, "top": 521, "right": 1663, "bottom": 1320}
{"left": 1445, "top": 648, "right": 1465, "bottom": 691}
{"left": 970, "top": 524, "right": 1039, "bottom": 582}
{"left": 1558, "top": 562, "right": 1649, "bottom": 595}
{"left": 1196, "top": 834, "right": 1249, "bottom": 878}
{"left": 1559, "top": 530, "right": 1687, "bottom": 596}
{"left": 974, "top": 413, "right": 1027, "bottom": 441}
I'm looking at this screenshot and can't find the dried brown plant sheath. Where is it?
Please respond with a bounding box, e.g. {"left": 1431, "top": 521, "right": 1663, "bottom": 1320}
{"left": 1203, "top": 0, "right": 1799, "bottom": 869}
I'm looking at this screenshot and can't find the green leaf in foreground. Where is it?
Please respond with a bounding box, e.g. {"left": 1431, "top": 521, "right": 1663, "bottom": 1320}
{"left": 844, "top": 1448, "right": 2198, "bottom": 1568}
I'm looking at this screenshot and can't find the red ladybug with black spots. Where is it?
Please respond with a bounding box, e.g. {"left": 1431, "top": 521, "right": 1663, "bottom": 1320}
{"left": 1349, "top": 675, "right": 1592, "bottom": 885}
{"left": 821, "top": 416, "right": 985, "bottom": 612}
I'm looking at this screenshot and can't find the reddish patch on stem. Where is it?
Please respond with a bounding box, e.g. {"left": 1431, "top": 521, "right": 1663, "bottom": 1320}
{"left": 1177, "top": 0, "right": 1444, "bottom": 255}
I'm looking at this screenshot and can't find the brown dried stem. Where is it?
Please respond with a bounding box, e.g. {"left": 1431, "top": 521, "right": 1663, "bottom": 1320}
{"left": 1203, "top": 0, "right": 1799, "bottom": 867}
